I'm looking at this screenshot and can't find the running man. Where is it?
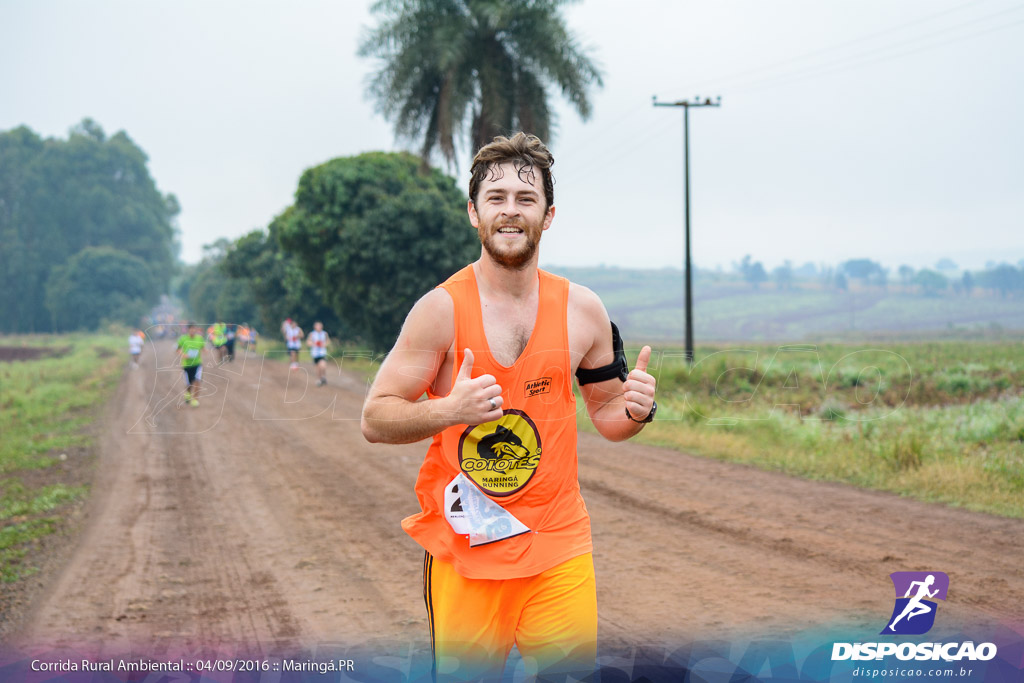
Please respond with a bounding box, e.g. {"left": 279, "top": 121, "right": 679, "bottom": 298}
{"left": 128, "top": 330, "right": 144, "bottom": 368}
{"left": 888, "top": 574, "right": 939, "bottom": 632}
{"left": 282, "top": 318, "right": 303, "bottom": 370}
{"left": 361, "top": 133, "right": 657, "bottom": 680}
{"left": 208, "top": 321, "right": 228, "bottom": 364}
{"left": 176, "top": 322, "right": 206, "bottom": 407}
{"left": 224, "top": 323, "right": 237, "bottom": 362}
{"left": 307, "top": 321, "right": 330, "bottom": 386}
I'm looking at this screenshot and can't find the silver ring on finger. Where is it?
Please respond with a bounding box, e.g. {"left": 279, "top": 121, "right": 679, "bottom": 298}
{"left": 488, "top": 397, "right": 497, "bottom": 411}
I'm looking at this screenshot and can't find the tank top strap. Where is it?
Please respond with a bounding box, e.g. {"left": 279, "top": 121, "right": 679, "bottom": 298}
{"left": 533, "top": 269, "right": 571, "bottom": 361}
{"left": 436, "top": 265, "right": 479, "bottom": 388}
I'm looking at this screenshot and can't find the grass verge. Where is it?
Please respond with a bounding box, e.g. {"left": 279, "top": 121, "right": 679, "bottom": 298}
{"left": 0, "top": 333, "right": 124, "bottom": 583}
{"left": 581, "top": 341, "right": 1024, "bottom": 519}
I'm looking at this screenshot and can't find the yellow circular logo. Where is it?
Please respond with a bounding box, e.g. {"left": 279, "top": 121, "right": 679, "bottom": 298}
{"left": 458, "top": 409, "right": 542, "bottom": 497}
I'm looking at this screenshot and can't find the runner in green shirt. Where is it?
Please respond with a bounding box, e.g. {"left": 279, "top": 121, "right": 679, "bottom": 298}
{"left": 176, "top": 323, "right": 206, "bottom": 407}
{"left": 209, "top": 321, "right": 228, "bottom": 364}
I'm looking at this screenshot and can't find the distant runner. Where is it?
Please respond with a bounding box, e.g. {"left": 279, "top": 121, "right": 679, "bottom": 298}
{"left": 128, "top": 330, "right": 144, "bottom": 369}
{"left": 209, "top": 321, "right": 228, "bottom": 364}
{"left": 307, "top": 321, "right": 330, "bottom": 386}
{"left": 282, "top": 318, "right": 304, "bottom": 370}
{"left": 176, "top": 322, "right": 206, "bottom": 407}
{"left": 224, "top": 323, "right": 237, "bottom": 362}
{"left": 241, "top": 323, "right": 258, "bottom": 350}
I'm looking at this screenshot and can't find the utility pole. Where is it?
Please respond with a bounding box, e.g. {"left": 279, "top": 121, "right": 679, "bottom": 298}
{"left": 653, "top": 95, "right": 720, "bottom": 365}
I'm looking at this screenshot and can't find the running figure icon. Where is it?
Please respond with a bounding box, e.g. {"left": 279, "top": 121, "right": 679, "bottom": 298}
{"left": 887, "top": 574, "right": 939, "bottom": 632}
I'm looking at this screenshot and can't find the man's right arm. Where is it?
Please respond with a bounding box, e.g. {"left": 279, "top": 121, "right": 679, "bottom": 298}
{"left": 360, "top": 289, "right": 504, "bottom": 445}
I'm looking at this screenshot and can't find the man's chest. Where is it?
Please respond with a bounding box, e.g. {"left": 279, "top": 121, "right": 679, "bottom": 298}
{"left": 479, "top": 301, "right": 536, "bottom": 367}
{"left": 431, "top": 286, "right": 592, "bottom": 396}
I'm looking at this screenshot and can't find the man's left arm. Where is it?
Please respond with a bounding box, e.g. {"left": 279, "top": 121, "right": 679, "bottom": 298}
{"left": 573, "top": 288, "right": 656, "bottom": 442}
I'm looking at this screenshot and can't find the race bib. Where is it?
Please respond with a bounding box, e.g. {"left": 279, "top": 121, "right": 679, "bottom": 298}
{"left": 186, "top": 349, "right": 199, "bottom": 359}
{"left": 444, "top": 473, "right": 529, "bottom": 547}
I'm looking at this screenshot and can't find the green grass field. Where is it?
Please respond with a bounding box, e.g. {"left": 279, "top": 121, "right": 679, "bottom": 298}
{"left": 0, "top": 334, "right": 124, "bottom": 582}
{"left": 595, "top": 341, "right": 1024, "bottom": 518}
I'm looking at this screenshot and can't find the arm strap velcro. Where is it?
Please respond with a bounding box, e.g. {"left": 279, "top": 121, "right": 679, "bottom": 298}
{"left": 575, "top": 321, "right": 628, "bottom": 386}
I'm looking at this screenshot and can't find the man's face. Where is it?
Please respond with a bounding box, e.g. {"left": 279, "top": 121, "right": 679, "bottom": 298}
{"left": 189, "top": 326, "right": 201, "bottom": 336}
{"left": 468, "top": 161, "right": 554, "bottom": 270}
{"left": 314, "top": 322, "right": 323, "bottom": 331}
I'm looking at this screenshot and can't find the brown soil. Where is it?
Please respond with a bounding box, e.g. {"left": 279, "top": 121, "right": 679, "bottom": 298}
{"left": 4, "top": 341, "right": 1023, "bottom": 659}
{"left": 0, "top": 346, "right": 70, "bottom": 363}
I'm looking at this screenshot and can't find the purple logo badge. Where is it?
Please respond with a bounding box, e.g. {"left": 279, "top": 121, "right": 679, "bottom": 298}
{"left": 881, "top": 571, "right": 949, "bottom": 635}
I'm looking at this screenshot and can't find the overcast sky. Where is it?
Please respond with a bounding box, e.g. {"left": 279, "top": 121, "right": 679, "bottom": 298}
{"left": 2, "top": 0, "right": 1022, "bottom": 272}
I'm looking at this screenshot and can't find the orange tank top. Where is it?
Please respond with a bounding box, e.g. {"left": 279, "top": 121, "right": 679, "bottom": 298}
{"left": 401, "top": 265, "right": 592, "bottom": 579}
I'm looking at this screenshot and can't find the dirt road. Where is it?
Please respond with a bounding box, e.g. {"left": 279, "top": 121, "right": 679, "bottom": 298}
{"left": 12, "top": 341, "right": 1024, "bottom": 658}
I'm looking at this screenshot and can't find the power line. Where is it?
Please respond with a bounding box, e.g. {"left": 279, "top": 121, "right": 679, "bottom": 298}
{"left": 671, "top": 0, "right": 998, "bottom": 96}
{"left": 721, "top": 13, "right": 1024, "bottom": 96}
{"left": 555, "top": 100, "right": 650, "bottom": 160}
{"left": 560, "top": 113, "right": 679, "bottom": 173}
{"left": 561, "top": 2, "right": 1020, "bottom": 160}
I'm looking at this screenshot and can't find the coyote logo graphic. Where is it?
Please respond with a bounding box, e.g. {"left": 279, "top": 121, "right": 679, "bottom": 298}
{"left": 458, "top": 409, "right": 542, "bottom": 496}
{"left": 477, "top": 425, "right": 530, "bottom": 461}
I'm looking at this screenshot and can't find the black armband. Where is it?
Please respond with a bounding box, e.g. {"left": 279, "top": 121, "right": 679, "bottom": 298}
{"left": 575, "top": 321, "right": 628, "bottom": 385}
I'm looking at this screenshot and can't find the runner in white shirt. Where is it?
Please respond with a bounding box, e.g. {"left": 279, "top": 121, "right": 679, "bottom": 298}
{"left": 306, "top": 321, "right": 331, "bottom": 386}
{"left": 127, "top": 331, "right": 144, "bottom": 368}
{"left": 281, "top": 318, "right": 304, "bottom": 370}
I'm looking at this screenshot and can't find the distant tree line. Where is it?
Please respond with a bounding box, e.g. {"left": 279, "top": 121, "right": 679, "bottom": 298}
{"left": 0, "top": 120, "right": 178, "bottom": 332}
{"left": 724, "top": 255, "right": 1024, "bottom": 298}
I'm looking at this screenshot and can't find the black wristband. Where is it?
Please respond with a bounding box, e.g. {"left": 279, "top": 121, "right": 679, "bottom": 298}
{"left": 625, "top": 400, "right": 656, "bottom": 424}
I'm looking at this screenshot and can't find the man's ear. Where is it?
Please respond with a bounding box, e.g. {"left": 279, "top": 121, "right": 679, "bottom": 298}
{"left": 543, "top": 204, "right": 556, "bottom": 231}
{"left": 467, "top": 199, "right": 480, "bottom": 228}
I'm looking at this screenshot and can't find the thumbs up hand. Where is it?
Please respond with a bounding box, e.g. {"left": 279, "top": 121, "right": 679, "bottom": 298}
{"left": 624, "top": 345, "right": 656, "bottom": 422}
{"left": 445, "top": 348, "right": 504, "bottom": 425}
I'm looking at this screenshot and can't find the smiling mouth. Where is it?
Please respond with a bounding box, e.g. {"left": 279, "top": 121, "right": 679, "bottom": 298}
{"left": 497, "top": 226, "right": 524, "bottom": 234}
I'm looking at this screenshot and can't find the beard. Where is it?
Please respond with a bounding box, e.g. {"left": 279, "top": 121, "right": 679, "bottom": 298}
{"left": 478, "top": 218, "right": 541, "bottom": 271}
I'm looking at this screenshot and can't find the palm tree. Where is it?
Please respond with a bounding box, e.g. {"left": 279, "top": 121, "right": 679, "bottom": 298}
{"left": 359, "top": 0, "right": 603, "bottom": 166}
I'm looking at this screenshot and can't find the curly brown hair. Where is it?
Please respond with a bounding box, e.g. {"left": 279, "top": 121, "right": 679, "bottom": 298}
{"left": 468, "top": 132, "right": 554, "bottom": 209}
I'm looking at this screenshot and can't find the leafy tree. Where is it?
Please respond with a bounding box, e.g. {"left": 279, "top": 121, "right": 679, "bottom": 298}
{"left": 359, "top": 0, "right": 603, "bottom": 166}
{"left": 840, "top": 258, "right": 885, "bottom": 283}
{"left": 42, "top": 120, "right": 179, "bottom": 289}
{"left": 834, "top": 272, "right": 848, "bottom": 291}
{"left": 935, "top": 257, "right": 957, "bottom": 271}
{"left": 976, "top": 264, "right": 1023, "bottom": 298}
{"left": 961, "top": 270, "right": 975, "bottom": 296}
{"left": 0, "top": 126, "right": 47, "bottom": 332}
{"left": 772, "top": 260, "right": 794, "bottom": 290}
{"left": 220, "top": 225, "right": 341, "bottom": 335}
{"left": 276, "top": 151, "right": 476, "bottom": 350}
{"left": 44, "top": 246, "right": 158, "bottom": 330}
{"left": 737, "top": 254, "right": 767, "bottom": 289}
{"left": 913, "top": 269, "right": 948, "bottom": 297}
{"left": 182, "top": 257, "right": 261, "bottom": 328}
{"left": 0, "top": 120, "right": 178, "bottom": 332}
{"left": 897, "top": 264, "right": 915, "bottom": 285}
